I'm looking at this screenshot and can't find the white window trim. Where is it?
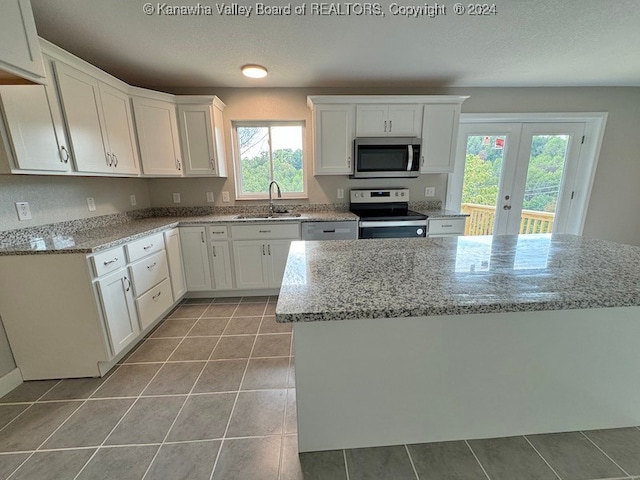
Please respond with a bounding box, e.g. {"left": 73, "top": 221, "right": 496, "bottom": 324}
{"left": 232, "top": 120, "right": 307, "bottom": 200}
{"left": 447, "top": 112, "right": 607, "bottom": 236}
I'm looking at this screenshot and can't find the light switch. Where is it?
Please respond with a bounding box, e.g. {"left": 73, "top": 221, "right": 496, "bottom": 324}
{"left": 337, "top": 188, "right": 344, "bottom": 199}
{"left": 130, "top": 194, "right": 137, "bottom": 206}
{"left": 87, "top": 197, "right": 96, "bottom": 211}
{"left": 206, "top": 192, "right": 215, "bottom": 202}
{"left": 173, "top": 193, "right": 181, "bottom": 203}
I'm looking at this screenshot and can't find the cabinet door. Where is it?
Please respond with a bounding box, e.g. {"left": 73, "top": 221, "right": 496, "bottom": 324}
{"left": 180, "top": 227, "right": 212, "bottom": 291}
{"left": 54, "top": 62, "right": 110, "bottom": 173}
{"left": 0, "top": 84, "right": 71, "bottom": 171}
{"left": 132, "top": 96, "right": 183, "bottom": 176}
{"left": 178, "top": 104, "right": 217, "bottom": 176}
{"left": 420, "top": 104, "right": 461, "bottom": 173}
{"left": 210, "top": 241, "right": 233, "bottom": 290}
{"left": 355, "top": 104, "right": 387, "bottom": 136}
{"left": 211, "top": 104, "right": 227, "bottom": 177}
{"left": 99, "top": 83, "right": 139, "bottom": 175}
{"left": 232, "top": 240, "right": 270, "bottom": 289}
{"left": 164, "top": 228, "right": 187, "bottom": 300}
{"left": 266, "top": 240, "right": 294, "bottom": 288}
{"left": 313, "top": 104, "right": 355, "bottom": 175}
{"left": 97, "top": 269, "right": 139, "bottom": 356}
{"left": 387, "top": 104, "right": 423, "bottom": 136}
{"left": 0, "top": 0, "right": 45, "bottom": 83}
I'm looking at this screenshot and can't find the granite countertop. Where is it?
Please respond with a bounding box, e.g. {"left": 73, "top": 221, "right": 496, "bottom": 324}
{"left": 0, "top": 210, "right": 358, "bottom": 255}
{"left": 275, "top": 234, "right": 640, "bottom": 322}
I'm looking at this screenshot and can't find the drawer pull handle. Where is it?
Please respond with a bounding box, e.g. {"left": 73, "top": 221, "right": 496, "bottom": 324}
{"left": 259, "top": 230, "right": 271, "bottom": 233}
{"left": 212, "top": 231, "right": 224, "bottom": 234}
{"left": 322, "top": 229, "right": 336, "bottom": 233}
{"left": 146, "top": 262, "right": 157, "bottom": 270}
{"left": 103, "top": 258, "right": 118, "bottom": 266}
{"left": 152, "top": 291, "right": 162, "bottom": 300}
{"left": 442, "top": 224, "right": 452, "bottom": 228}
{"left": 143, "top": 244, "right": 153, "bottom": 250}
{"left": 124, "top": 276, "right": 131, "bottom": 292}
{"left": 268, "top": 244, "right": 271, "bottom": 255}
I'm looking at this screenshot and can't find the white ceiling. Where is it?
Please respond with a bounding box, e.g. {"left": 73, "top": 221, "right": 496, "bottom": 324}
{"left": 31, "top": 0, "right": 640, "bottom": 89}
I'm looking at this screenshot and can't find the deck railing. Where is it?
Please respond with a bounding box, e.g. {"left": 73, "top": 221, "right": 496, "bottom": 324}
{"left": 460, "top": 203, "right": 555, "bottom": 236}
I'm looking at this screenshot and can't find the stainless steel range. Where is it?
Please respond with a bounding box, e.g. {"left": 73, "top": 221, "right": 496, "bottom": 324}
{"left": 350, "top": 188, "right": 427, "bottom": 239}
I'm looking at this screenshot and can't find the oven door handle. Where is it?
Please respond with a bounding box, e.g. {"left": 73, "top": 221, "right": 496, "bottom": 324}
{"left": 407, "top": 145, "right": 414, "bottom": 171}
{"left": 359, "top": 220, "right": 427, "bottom": 228}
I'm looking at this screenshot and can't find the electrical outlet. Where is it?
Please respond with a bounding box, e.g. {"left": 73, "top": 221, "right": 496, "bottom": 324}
{"left": 87, "top": 197, "right": 96, "bottom": 212}
{"left": 173, "top": 193, "right": 181, "bottom": 204}
{"left": 222, "top": 191, "right": 230, "bottom": 203}
{"left": 130, "top": 194, "right": 137, "bottom": 206}
{"left": 15, "top": 202, "right": 32, "bottom": 221}
{"left": 206, "top": 191, "right": 215, "bottom": 203}
{"left": 337, "top": 188, "right": 344, "bottom": 199}
{"left": 425, "top": 187, "right": 435, "bottom": 197}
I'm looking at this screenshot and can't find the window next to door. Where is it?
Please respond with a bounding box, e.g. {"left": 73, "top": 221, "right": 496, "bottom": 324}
{"left": 232, "top": 121, "right": 306, "bottom": 200}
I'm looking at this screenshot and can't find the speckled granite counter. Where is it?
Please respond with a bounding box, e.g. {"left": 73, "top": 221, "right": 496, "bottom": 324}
{"left": 276, "top": 234, "right": 640, "bottom": 322}
{"left": 0, "top": 210, "right": 357, "bottom": 255}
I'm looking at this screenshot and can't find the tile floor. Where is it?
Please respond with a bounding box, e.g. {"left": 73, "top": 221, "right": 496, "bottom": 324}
{"left": 2, "top": 296, "right": 640, "bottom": 479}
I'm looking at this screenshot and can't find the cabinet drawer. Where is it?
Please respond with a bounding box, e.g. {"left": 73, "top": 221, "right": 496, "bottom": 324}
{"left": 91, "top": 247, "right": 126, "bottom": 277}
{"left": 136, "top": 278, "right": 173, "bottom": 330}
{"left": 208, "top": 225, "right": 228, "bottom": 240}
{"left": 302, "top": 221, "right": 358, "bottom": 240}
{"left": 126, "top": 233, "right": 164, "bottom": 262}
{"left": 427, "top": 217, "right": 466, "bottom": 236}
{"left": 231, "top": 223, "right": 300, "bottom": 240}
{"left": 129, "top": 250, "right": 169, "bottom": 297}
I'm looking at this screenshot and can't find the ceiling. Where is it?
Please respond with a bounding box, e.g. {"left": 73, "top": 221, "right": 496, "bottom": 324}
{"left": 30, "top": 0, "right": 640, "bottom": 89}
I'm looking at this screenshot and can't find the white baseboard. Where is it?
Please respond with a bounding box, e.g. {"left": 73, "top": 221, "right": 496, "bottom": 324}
{"left": 0, "top": 368, "right": 22, "bottom": 398}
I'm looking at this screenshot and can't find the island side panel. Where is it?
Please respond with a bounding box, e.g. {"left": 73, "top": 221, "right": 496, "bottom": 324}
{"left": 293, "top": 306, "right": 640, "bottom": 453}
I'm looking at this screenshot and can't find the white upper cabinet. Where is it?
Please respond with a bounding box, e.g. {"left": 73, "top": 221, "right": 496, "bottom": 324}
{"left": 176, "top": 97, "right": 227, "bottom": 177}
{"left": 0, "top": 0, "right": 46, "bottom": 84}
{"left": 0, "top": 69, "right": 72, "bottom": 173}
{"left": 54, "top": 61, "right": 139, "bottom": 175}
{"left": 98, "top": 83, "right": 139, "bottom": 175}
{"left": 312, "top": 104, "right": 355, "bottom": 175}
{"left": 419, "top": 103, "right": 462, "bottom": 174}
{"left": 356, "top": 104, "right": 423, "bottom": 137}
{"left": 132, "top": 95, "right": 183, "bottom": 176}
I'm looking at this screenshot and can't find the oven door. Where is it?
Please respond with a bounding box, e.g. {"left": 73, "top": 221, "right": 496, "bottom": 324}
{"left": 359, "top": 220, "right": 427, "bottom": 239}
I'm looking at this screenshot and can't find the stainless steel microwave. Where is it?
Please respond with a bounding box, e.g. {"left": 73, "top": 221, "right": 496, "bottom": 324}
{"left": 352, "top": 137, "right": 421, "bottom": 179}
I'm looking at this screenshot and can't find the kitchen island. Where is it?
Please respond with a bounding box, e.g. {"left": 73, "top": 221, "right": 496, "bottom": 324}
{"left": 276, "top": 234, "right": 640, "bottom": 452}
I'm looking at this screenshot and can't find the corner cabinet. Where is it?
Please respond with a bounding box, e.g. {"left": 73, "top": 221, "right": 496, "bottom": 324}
{"left": 308, "top": 96, "right": 468, "bottom": 176}
{"left": 132, "top": 94, "right": 183, "bottom": 176}
{"left": 176, "top": 97, "right": 227, "bottom": 177}
{"left": 164, "top": 228, "right": 187, "bottom": 300}
{"left": 0, "top": 0, "right": 46, "bottom": 84}
{"left": 310, "top": 103, "right": 355, "bottom": 175}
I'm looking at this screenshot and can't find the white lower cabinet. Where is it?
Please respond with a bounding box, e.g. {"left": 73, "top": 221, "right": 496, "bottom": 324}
{"left": 96, "top": 268, "right": 139, "bottom": 356}
{"left": 210, "top": 241, "right": 233, "bottom": 290}
{"left": 0, "top": 229, "right": 180, "bottom": 380}
{"left": 164, "top": 228, "right": 187, "bottom": 300}
{"left": 427, "top": 217, "right": 467, "bottom": 237}
{"left": 180, "top": 226, "right": 213, "bottom": 291}
{"left": 231, "top": 223, "right": 300, "bottom": 290}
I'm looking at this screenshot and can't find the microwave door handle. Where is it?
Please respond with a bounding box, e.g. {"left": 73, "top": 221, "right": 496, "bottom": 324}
{"left": 407, "top": 145, "right": 414, "bottom": 171}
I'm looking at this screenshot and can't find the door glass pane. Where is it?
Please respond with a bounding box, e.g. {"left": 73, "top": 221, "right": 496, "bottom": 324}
{"left": 461, "top": 135, "right": 506, "bottom": 235}
{"left": 519, "top": 135, "right": 569, "bottom": 234}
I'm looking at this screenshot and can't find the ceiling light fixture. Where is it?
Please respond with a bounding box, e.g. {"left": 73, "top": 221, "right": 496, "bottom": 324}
{"left": 241, "top": 64, "right": 268, "bottom": 79}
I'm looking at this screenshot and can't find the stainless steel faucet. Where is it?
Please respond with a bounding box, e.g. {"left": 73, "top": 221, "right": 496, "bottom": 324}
{"left": 268, "top": 180, "right": 282, "bottom": 216}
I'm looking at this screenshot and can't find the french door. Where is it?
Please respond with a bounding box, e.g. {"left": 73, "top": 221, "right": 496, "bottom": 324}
{"left": 448, "top": 122, "right": 586, "bottom": 236}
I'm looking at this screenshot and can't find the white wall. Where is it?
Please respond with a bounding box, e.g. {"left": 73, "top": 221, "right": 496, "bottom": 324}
{"left": 0, "top": 175, "right": 151, "bottom": 232}
{"left": 164, "top": 86, "right": 640, "bottom": 246}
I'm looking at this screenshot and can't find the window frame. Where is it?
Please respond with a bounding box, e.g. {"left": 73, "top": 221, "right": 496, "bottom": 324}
{"left": 232, "top": 120, "right": 307, "bottom": 200}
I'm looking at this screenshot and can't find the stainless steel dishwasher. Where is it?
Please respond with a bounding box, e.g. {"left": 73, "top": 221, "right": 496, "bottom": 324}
{"left": 301, "top": 221, "right": 358, "bottom": 240}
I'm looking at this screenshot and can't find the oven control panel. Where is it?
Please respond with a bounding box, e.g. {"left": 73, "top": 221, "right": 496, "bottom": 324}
{"left": 350, "top": 188, "right": 409, "bottom": 203}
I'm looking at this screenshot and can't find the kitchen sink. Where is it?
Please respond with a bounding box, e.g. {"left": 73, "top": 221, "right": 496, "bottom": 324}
{"left": 234, "top": 213, "right": 302, "bottom": 219}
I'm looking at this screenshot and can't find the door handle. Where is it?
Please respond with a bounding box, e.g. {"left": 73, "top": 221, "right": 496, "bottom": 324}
{"left": 60, "top": 146, "right": 70, "bottom": 163}
{"left": 106, "top": 153, "right": 112, "bottom": 167}
{"left": 201, "top": 231, "right": 205, "bottom": 243}
{"left": 124, "top": 276, "right": 131, "bottom": 292}
{"left": 262, "top": 245, "right": 266, "bottom": 256}
{"left": 389, "top": 120, "right": 392, "bottom": 132}
{"left": 268, "top": 244, "right": 271, "bottom": 255}
{"left": 384, "top": 120, "right": 387, "bottom": 133}
{"left": 212, "top": 246, "right": 217, "bottom": 257}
